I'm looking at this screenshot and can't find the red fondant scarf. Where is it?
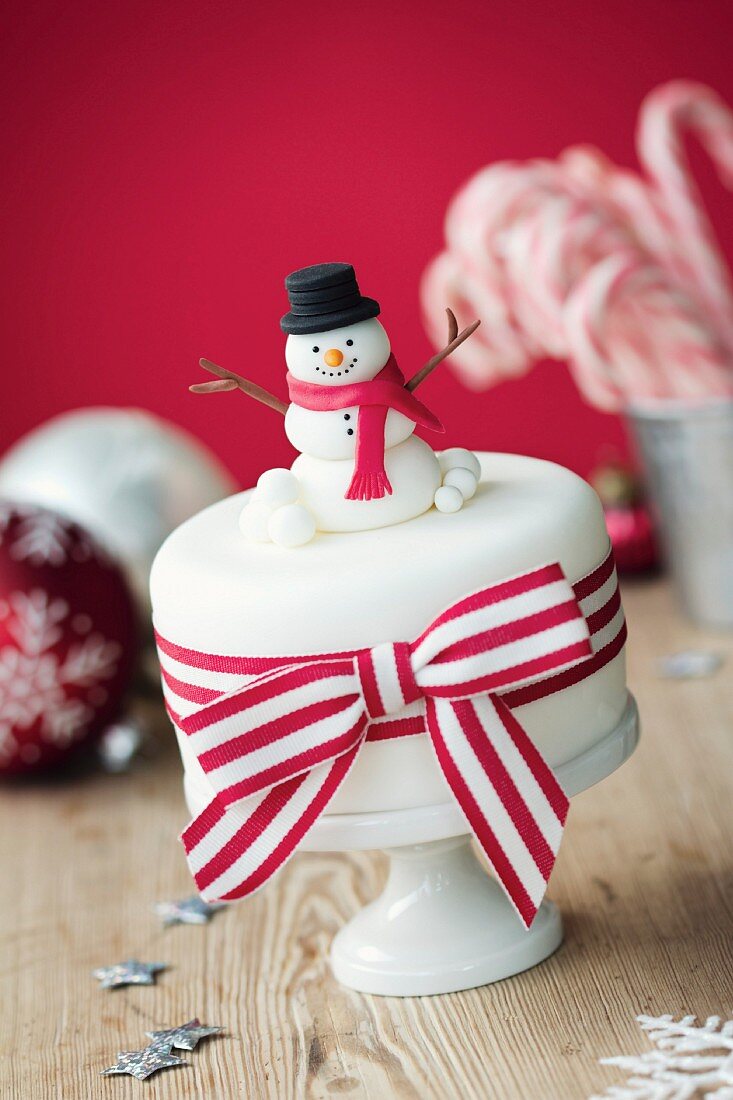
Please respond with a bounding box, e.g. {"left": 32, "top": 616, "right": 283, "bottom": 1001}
{"left": 287, "top": 354, "right": 444, "bottom": 501}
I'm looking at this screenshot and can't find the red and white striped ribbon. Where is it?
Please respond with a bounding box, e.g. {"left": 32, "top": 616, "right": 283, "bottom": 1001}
{"left": 155, "top": 548, "right": 626, "bottom": 928}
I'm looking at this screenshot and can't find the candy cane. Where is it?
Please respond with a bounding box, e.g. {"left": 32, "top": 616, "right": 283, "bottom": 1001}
{"left": 637, "top": 80, "right": 733, "bottom": 350}
{"left": 421, "top": 81, "right": 733, "bottom": 411}
{"left": 560, "top": 146, "right": 680, "bottom": 279}
{"left": 420, "top": 252, "right": 528, "bottom": 388}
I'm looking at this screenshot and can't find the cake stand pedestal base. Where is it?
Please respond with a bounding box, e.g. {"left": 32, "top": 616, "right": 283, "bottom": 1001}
{"left": 331, "top": 835, "right": 562, "bottom": 996}
{"left": 182, "top": 695, "right": 639, "bottom": 998}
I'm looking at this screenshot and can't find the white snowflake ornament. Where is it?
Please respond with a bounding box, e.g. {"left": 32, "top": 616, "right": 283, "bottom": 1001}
{"left": 592, "top": 1014, "right": 733, "bottom": 1100}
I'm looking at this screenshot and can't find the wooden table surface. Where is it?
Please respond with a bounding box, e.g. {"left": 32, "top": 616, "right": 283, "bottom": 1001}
{"left": 2, "top": 577, "right": 732, "bottom": 1100}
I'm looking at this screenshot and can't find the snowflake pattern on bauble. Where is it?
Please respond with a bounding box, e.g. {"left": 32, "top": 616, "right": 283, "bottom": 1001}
{"left": 0, "top": 501, "right": 98, "bottom": 567}
{"left": 0, "top": 588, "right": 121, "bottom": 765}
{"left": 592, "top": 1015, "right": 733, "bottom": 1100}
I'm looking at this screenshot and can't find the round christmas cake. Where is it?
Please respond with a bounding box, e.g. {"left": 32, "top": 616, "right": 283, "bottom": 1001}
{"left": 152, "top": 451, "right": 626, "bottom": 819}
{"left": 152, "top": 262, "right": 628, "bottom": 927}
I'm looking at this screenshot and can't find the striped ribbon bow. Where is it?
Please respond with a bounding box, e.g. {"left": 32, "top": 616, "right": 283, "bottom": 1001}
{"left": 157, "top": 551, "right": 625, "bottom": 928}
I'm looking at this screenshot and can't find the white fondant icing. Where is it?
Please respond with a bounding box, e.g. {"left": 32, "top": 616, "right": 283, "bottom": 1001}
{"left": 434, "top": 484, "right": 463, "bottom": 513}
{"left": 285, "top": 318, "right": 390, "bottom": 386}
{"left": 238, "top": 499, "right": 272, "bottom": 542}
{"left": 439, "top": 447, "right": 482, "bottom": 479}
{"left": 151, "top": 453, "right": 626, "bottom": 816}
{"left": 291, "top": 436, "right": 442, "bottom": 532}
{"left": 284, "top": 404, "right": 415, "bottom": 460}
{"left": 256, "top": 467, "right": 300, "bottom": 507}
{"left": 267, "top": 502, "right": 316, "bottom": 548}
{"left": 279, "top": 315, "right": 439, "bottom": 533}
{"left": 443, "top": 466, "right": 478, "bottom": 500}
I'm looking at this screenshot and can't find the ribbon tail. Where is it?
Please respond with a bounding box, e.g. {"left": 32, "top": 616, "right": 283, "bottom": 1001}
{"left": 426, "top": 695, "right": 569, "bottom": 929}
{"left": 180, "top": 747, "right": 360, "bottom": 902}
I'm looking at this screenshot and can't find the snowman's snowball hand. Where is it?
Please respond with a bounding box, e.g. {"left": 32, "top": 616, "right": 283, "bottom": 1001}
{"left": 256, "top": 467, "right": 300, "bottom": 507}
{"left": 434, "top": 447, "right": 480, "bottom": 513}
{"left": 443, "top": 466, "right": 477, "bottom": 500}
{"left": 239, "top": 500, "right": 274, "bottom": 543}
{"left": 438, "top": 448, "right": 481, "bottom": 480}
{"left": 434, "top": 485, "right": 464, "bottom": 513}
{"left": 268, "top": 503, "right": 316, "bottom": 548}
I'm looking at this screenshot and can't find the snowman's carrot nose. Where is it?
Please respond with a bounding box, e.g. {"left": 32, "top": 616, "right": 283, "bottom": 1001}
{"left": 324, "top": 348, "right": 344, "bottom": 367}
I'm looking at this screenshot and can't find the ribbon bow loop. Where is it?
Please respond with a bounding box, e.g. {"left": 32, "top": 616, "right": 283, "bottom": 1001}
{"left": 410, "top": 562, "right": 592, "bottom": 701}
{"left": 177, "top": 656, "right": 368, "bottom": 806}
{"left": 160, "top": 552, "right": 624, "bottom": 928}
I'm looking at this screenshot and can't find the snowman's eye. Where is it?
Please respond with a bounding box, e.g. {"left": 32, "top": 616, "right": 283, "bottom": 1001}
{"left": 346, "top": 339, "right": 353, "bottom": 346}
{"left": 312, "top": 346, "right": 319, "bottom": 353}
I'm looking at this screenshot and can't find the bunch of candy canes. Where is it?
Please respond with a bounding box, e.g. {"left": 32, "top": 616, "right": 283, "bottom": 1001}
{"left": 421, "top": 81, "right": 733, "bottom": 410}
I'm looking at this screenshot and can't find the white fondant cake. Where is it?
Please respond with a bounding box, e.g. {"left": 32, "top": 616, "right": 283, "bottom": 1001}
{"left": 152, "top": 452, "right": 627, "bottom": 816}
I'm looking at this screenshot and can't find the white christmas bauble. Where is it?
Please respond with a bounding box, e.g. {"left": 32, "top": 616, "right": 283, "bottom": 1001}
{"left": 256, "top": 468, "right": 300, "bottom": 507}
{"left": 0, "top": 409, "right": 235, "bottom": 611}
{"left": 434, "top": 485, "right": 464, "bottom": 513}
{"left": 443, "top": 467, "right": 478, "bottom": 500}
{"left": 267, "top": 504, "right": 317, "bottom": 548}
{"left": 239, "top": 501, "right": 273, "bottom": 543}
{"left": 439, "top": 448, "right": 481, "bottom": 480}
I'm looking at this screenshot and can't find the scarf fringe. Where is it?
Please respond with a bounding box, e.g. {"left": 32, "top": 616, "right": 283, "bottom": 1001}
{"left": 345, "top": 470, "right": 393, "bottom": 501}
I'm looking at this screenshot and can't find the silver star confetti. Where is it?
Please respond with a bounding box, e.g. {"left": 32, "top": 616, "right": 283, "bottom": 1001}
{"left": 146, "top": 1018, "right": 223, "bottom": 1051}
{"left": 101, "top": 1043, "right": 186, "bottom": 1080}
{"left": 658, "top": 650, "right": 723, "bottom": 680}
{"left": 154, "top": 895, "right": 226, "bottom": 927}
{"left": 92, "top": 959, "right": 167, "bottom": 990}
{"left": 97, "top": 719, "right": 145, "bottom": 773}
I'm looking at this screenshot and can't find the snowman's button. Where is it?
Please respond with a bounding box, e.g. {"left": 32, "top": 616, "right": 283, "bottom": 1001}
{"left": 344, "top": 414, "right": 351, "bottom": 420}
{"left": 347, "top": 429, "right": 354, "bottom": 436}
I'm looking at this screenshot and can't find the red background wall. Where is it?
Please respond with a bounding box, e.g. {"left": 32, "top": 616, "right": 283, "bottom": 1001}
{"left": 2, "top": 0, "right": 731, "bottom": 486}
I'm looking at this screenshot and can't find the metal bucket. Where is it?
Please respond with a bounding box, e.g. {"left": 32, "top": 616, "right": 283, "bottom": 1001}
{"left": 626, "top": 399, "right": 733, "bottom": 628}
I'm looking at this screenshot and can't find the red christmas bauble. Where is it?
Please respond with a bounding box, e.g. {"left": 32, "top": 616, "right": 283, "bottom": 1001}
{"left": 0, "top": 502, "right": 137, "bottom": 773}
{"left": 591, "top": 464, "right": 659, "bottom": 574}
{"left": 604, "top": 503, "right": 658, "bottom": 574}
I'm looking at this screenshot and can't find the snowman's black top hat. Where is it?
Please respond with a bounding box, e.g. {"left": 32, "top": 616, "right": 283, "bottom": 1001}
{"left": 280, "top": 262, "right": 380, "bottom": 335}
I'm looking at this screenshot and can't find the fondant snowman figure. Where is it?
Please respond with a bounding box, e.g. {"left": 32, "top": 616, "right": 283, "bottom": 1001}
{"left": 195, "top": 263, "right": 481, "bottom": 547}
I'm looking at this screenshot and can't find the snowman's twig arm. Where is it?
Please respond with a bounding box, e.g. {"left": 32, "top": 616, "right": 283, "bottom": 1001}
{"left": 190, "top": 377, "right": 239, "bottom": 393}
{"left": 406, "top": 310, "right": 480, "bottom": 392}
{"left": 446, "top": 308, "right": 459, "bottom": 345}
{"left": 191, "top": 359, "right": 288, "bottom": 415}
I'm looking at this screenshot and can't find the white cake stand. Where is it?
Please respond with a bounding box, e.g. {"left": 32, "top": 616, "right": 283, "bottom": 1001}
{"left": 299, "top": 693, "right": 640, "bottom": 997}
{"left": 183, "top": 695, "right": 639, "bottom": 997}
